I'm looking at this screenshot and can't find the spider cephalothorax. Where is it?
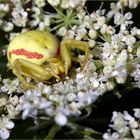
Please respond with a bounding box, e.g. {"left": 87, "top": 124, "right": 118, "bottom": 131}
{"left": 7, "top": 30, "right": 90, "bottom": 90}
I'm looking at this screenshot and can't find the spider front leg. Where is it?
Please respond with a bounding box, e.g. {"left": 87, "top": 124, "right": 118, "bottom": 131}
{"left": 60, "top": 39, "right": 90, "bottom": 75}
{"left": 12, "top": 59, "right": 60, "bottom": 90}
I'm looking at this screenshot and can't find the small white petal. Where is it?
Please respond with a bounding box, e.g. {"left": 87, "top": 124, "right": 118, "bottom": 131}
{"left": 22, "top": 109, "right": 30, "bottom": 120}
{"left": 125, "top": 12, "right": 132, "bottom": 20}
{"left": 133, "top": 108, "right": 140, "bottom": 118}
{"left": 0, "top": 128, "right": 10, "bottom": 140}
{"left": 5, "top": 121, "right": 14, "bottom": 129}
{"left": 103, "top": 132, "right": 110, "bottom": 139}
{"left": 76, "top": 73, "right": 85, "bottom": 79}
{"left": 132, "top": 129, "right": 140, "bottom": 139}
{"left": 54, "top": 113, "right": 67, "bottom": 126}
{"left": 43, "top": 86, "right": 52, "bottom": 94}
{"left": 92, "top": 79, "right": 99, "bottom": 88}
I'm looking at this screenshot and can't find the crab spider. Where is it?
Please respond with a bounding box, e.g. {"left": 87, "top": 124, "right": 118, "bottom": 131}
{"left": 7, "top": 30, "right": 90, "bottom": 90}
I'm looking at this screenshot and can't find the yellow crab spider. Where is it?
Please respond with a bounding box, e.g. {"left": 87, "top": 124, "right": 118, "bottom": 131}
{"left": 7, "top": 30, "right": 90, "bottom": 90}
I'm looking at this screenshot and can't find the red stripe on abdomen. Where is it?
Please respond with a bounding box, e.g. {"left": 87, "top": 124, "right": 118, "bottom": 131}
{"left": 9, "top": 49, "right": 44, "bottom": 59}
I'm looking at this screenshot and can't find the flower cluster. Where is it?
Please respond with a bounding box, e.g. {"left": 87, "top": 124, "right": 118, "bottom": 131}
{"left": 0, "top": 115, "right": 14, "bottom": 140}
{"left": 119, "top": 0, "right": 140, "bottom": 8}
{"left": 0, "top": 0, "right": 140, "bottom": 139}
{"left": 0, "top": 93, "right": 19, "bottom": 139}
{"left": 16, "top": 60, "right": 100, "bottom": 126}
{"left": 103, "top": 109, "right": 140, "bottom": 139}
{"left": 47, "top": 0, "right": 86, "bottom": 9}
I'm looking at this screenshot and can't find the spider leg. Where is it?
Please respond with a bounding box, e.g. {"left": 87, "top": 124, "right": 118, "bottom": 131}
{"left": 71, "top": 56, "right": 83, "bottom": 67}
{"left": 60, "top": 39, "right": 90, "bottom": 75}
{"left": 13, "top": 59, "right": 60, "bottom": 90}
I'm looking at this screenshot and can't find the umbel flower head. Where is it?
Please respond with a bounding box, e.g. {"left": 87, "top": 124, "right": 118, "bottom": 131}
{"left": 0, "top": 0, "right": 140, "bottom": 139}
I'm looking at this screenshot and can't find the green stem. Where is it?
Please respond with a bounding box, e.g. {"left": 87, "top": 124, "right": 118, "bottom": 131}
{"left": 54, "top": 7, "right": 65, "bottom": 18}
{"left": 44, "top": 125, "right": 60, "bottom": 140}
{"left": 99, "top": 35, "right": 106, "bottom": 42}
{"left": 70, "top": 106, "right": 92, "bottom": 122}
{"left": 53, "top": 19, "right": 64, "bottom": 23}
{"left": 51, "top": 22, "right": 65, "bottom": 31}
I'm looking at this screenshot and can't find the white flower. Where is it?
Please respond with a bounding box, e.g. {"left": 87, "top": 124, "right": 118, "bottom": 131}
{"left": 30, "top": 18, "right": 40, "bottom": 27}
{"left": 106, "top": 26, "right": 116, "bottom": 35}
{"left": 125, "top": 35, "right": 136, "bottom": 46}
{"left": 47, "top": 0, "right": 60, "bottom": 7}
{"left": 100, "top": 24, "right": 108, "bottom": 34}
{"left": 131, "top": 129, "right": 140, "bottom": 139}
{"left": 123, "top": 111, "right": 133, "bottom": 121}
{"left": 76, "top": 72, "right": 85, "bottom": 79}
{"left": 137, "top": 29, "right": 140, "bottom": 36}
{"left": 2, "top": 22, "right": 14, "bottom": 32}
{"left": 9, "top": 32, "right": 20, "bottom": 41}
{"left": 97, "top": 83, "right": 107, "bottom": 94}
{"left": 0, "top": 97, "right": 7, "bottom": 107}
{"left": 0, "top": 116, "right": 14, "bottom": 140}
{"left": 0, "top": 4, "right": 9, "bottom": 18}
{"left": 87, "top": 90, "right": 99, "bottom": 103}
{"left": 20, "top": 102, "right": 38, "bottom": 120}
{"left": 102, "top": 66, "right": 113, "bottom": 80}
{"left": 128, "top": 118, "right": 139, "bottom": 129}
{"left": 103, "top": 109, "right": 140, "bottom": 139}
{"left": 66, "top": 93, "right": 76, "bottom": 102}
{"left": 114, "top": 12, "right": 133, "bottom": 31}
{"left": 106, "top": 81, "right": 115, "bottom": 91}
{"left": 75, "top": 26, "right": 87, "bottom": 40}
{"left": 57, "top": 26, "right": 67, "bottom": 36}
{"left": 103, "top": 132, "right": 111, "bottom": 139}
{"left": 42, "top": 86, "right": 52, "bottom": 95}
{"left": 112, "top": 68, "right": 127, "bottom": 84}
{"left": 88, "top": 39, "right": 96, "bottom": 48}
{"left": 110, "top": 111, "right": 126, "bottom": 131}
{"left": 133, "top": 108, "right": 140, "bottom": 118}
{"left": 12, "top": 0, "right": 22, "bottom": 5}
{"left": 12, "top": 7, "right": 28, "bottom": 27}
{"left": 82, "top": 15, "right": 91, "bottom": 29}
{"left": 128, "top": 0, "right": 139, "bottom": 8}
{"left": 60, "top": 0, "right": 69, "bottom": 9}
{"left": 43, "top": 15, "right": 51, "bottom": 26}
{"left": 90, "top": 78, "right": 99, "bottom": 89}
{"left": 109, "top": 50, "right": 128, "bottom": 84}
{"left": 30, "top": 6, "right": 41, "bottom": 27}
{"left": 17, "top": 91, "right": 40, "bottom": 119}
{"left": 6, "top": 104, "right": 19, "bottom": 119}
{"left": 54, "top": 112, "right": 67, "bottom": 126}
{"left": 45, "top": 107, "right": 55, "bottom": 117}
{"left": 38, "top": 22, "right": 45, "bottom": 30}
{"left": 32, "top": 6, "right": 41, "bottom": 15}
{"left": 102, "top": 42, "right": 116, "bottom": 60}
{"left": 88, "top": 29, "right": 97, "bottom": 39}
{"left": 77, "top": 91, "right": 89, "bottom": 105}
{"left": 106, "top": 3, "right": 120, "bottom": 19}
{"left": 116, "top": 49, "right": 127, "bottom": 67}
{"left": 60, "top": 0, "right": 86, "bottom": 9}
{"left": 68, "top": 102, "right": 81, "bottom": 116}
{"left": 131, "top": 64, "right": 140, "bottom": 88}
{"left": 35, "top": 0, "right": 46, "bottom": 7}
{"left": 131, "top": 27, "right": 138, "bottom": 36}
{"left": 1, "top": 78, "right": 22, "bottom": 94}
{"left": 111, "top": 132, "right": 120, "bottom": 139}
{"left": 9, "top": 95, "right": 19, "bottom": 106}
{"left": 49, "top": 94, "right": 63, "bottom": 102}
{"left": 97, "top": 16, "right": 106, "bottom": 28}
{"left": 0, "top": 4, "right": 9, "bottom": 12}
{"left": 0, "top": 128, "right": 10, "bottom": 140}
